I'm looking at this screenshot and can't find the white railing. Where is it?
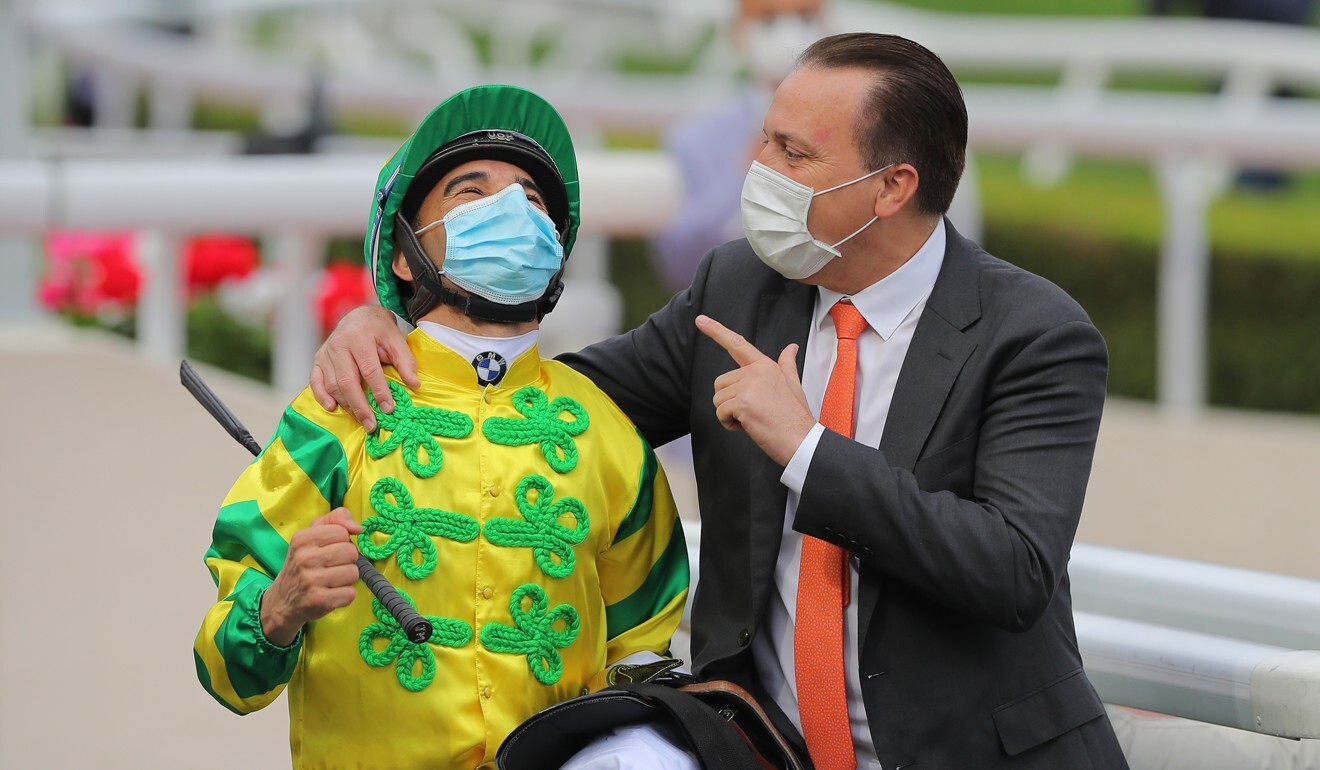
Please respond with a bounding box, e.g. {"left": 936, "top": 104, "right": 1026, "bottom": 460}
{"left": 682, "top": 520, "right": 1320, "bottom": 740}
{"left": 9, "top": 86, "right": 1320, "bottom": 396}
{"left": 12, "top": 0, "right": 1320, "bottom": 414}
{"left": 0, "top": 150, "right": 680, "bottom": 395}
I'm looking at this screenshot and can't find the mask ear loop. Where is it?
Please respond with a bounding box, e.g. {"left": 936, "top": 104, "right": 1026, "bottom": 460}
{"left": 827, "top": 215, "right": 879, "bottom": 251}
{"left": 813, "top": 163, "right": 894, "bottom": 251}
{"left": 812, "top": 163, "right": 894, "bottom": 197}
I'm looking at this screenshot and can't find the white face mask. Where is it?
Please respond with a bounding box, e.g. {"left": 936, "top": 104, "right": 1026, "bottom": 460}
{"left": 740, "top": 160, "right": 891, "bottom": 280}
{"left": 742, "top": 15, "right": 825, "bottom": 85}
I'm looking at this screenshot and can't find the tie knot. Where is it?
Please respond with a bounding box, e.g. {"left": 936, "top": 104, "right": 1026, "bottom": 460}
{"left": 829, "top": 300, "right": 867, "bottom": 341}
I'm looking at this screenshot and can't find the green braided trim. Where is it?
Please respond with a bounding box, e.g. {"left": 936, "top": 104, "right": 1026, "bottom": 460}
{"left": 368, "top": 381, "right": 473, "bottom": 479}
{"left": 359, "top": 477, "right": 479, "bottom": 580}
{"left": 478, "top": 583, "right": 580, "bottom": 686}
{"left": 481, "top": 386, "right": 589, "bottom": 474}
{"left": 358, "top": 589, "right": 473, "bottom": 692}
{"left": 483, "top": 475, "right": 589, "bottom": 579}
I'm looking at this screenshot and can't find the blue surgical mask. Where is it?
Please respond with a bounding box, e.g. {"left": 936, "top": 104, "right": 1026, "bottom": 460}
{"left": 414, "top": 183, "right": 564, "bottom": 305}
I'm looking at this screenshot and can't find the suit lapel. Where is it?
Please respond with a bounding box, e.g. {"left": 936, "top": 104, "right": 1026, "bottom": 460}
{"left": 878, "top": 221, "right": 982, "bottom": 469}
{"left": 747, "top": 279, "right": 814, "bottom": 614}
{"left": 861, "top": 220, "right": 982, "bottom": 636}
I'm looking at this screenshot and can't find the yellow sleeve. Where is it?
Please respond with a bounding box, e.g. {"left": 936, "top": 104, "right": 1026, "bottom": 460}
{"left": 596, "top": 433, "right": 690, "bottom": 670}
{"left": 193, "top": 390, "right": 356, "bottom": 714}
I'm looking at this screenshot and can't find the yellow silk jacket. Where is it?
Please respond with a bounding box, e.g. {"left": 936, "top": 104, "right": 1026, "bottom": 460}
{"left": 195, "top": 330, "right": 689, "bottom": 769}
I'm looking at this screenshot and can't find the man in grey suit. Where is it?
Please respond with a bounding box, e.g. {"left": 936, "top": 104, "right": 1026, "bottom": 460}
{"left": 312, "top": 33, "right": 1128, "bottom": 770}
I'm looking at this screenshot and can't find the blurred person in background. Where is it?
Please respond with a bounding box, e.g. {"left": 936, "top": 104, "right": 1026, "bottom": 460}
{"left": 194, "top": 85, "right": 688, "bottom": 769}
{"left": 649, "top": 0, "right": 829, "bottom": 294}
{"left": 311, "top": 32, "right": 1128, "bottom": 769}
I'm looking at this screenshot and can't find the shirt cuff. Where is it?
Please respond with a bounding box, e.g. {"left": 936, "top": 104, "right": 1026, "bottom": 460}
{"left": 780, "top": 422, "right": 825, "bottom": 494}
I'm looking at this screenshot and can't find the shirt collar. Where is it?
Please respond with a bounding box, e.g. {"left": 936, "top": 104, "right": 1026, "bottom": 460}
{"left": 418, "top": 321, "right": 538, "bottom": 364}
{"left": 816, "top": 218, "right": 946, "bottom": 341}
{"left": 407, "top": 326, "right": 542, "bottom": 391}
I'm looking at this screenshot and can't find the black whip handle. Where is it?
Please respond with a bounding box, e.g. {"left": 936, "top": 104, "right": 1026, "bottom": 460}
{"left": 357, "top": 557, "right": 433, "bottom": 643}
{"left": 180, "top": 360, "right": 263, "bottom": 456}
{"left": 180, "top": 358, "right": 432, "bottom": 643}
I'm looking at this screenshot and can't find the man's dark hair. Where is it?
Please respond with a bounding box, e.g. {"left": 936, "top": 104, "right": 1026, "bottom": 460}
{"left": 799, "top": 33, "right": 968, "bottom": 216}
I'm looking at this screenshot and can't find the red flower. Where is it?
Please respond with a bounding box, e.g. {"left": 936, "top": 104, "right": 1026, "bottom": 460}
{"left": 39, "top": 231, "right": 141, "bottom": 314}
{"left": 185, "top": 235, "right": 259, "bottom": 295}
{"left": 316, "top": 262, "right": 371, "bottom": 334}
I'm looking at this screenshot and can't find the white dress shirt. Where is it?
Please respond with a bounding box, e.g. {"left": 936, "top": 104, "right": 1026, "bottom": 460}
{"left": 751, "top": 220, "right": 946, "bottom": 770}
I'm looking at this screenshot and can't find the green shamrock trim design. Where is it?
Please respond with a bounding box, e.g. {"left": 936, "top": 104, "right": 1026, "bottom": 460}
{"left": 484, "top": 475, "right": 589, "bottom": 579}
{"left": 358, "top": 589, "right": 472, "bottom": 692}
{"left": 479, "top": 583, "right": 580, "bottom": 686}
{"left": 359, "top": 477, "right": 479, "bottom": 580}
{"left": 481, "top": 386, "right": 589, "bottom": 474}
{"left": 368, "top": 380, "right": 473, "bottom": 478}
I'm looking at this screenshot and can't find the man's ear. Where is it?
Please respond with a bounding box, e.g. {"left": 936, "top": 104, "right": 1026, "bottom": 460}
{"left": 392, "top": 250, "right": 414, "bottom": 281}
{"left": 873, "top": 163, "right": 920, "bottom": 219}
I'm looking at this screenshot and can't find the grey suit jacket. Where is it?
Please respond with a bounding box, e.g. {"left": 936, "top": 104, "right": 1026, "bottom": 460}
{"left": 561, "top": 221, "right": 1128, "bottom": 769}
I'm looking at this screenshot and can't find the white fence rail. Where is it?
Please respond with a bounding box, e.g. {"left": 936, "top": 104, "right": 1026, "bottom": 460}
{"left": 0, "top": 150, "right": 679, "bottom": 394}
{"left": 12, "top": 0, "right": 1320, "bottom": 414}
{"left": 683, "top": 521, "right": 1320, "bottom": 740}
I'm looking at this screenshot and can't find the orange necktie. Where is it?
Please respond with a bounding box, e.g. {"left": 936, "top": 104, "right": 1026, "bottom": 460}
{"left": 795, "top": 300, "right": 865, "bottom": 770}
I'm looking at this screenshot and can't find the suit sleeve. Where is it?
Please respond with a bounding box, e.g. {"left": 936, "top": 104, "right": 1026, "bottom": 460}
{"left": 595, "top": 433, "right": 690, "bottom": 671}
{"left": 193, "top": 390, "right": 353, "bottom": 714}
{"left": 557, "top": 247, "right": 717, "bottom": 447}
{"left": 794, "top": 318, "right": 1108, "bottom": 632}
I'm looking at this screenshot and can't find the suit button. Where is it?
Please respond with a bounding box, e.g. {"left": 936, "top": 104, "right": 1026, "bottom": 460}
{"left": 738, "top": 629, "right": 750, "bottom": 646}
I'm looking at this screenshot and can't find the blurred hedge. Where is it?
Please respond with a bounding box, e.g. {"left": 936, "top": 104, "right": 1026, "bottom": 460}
{"left": 186, "top": 295, "right": 272, "bottom": 383}
{"left": 984, "top": 222, "right": 1320, "bottom": 414}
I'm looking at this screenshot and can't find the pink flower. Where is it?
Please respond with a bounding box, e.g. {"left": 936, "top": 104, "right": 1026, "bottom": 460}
{"left": 39, "top": 231, "right": 140, "bottom": 314}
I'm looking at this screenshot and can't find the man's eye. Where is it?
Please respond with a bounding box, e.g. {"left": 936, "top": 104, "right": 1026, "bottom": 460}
{"left": 784, "top": 148, "right": 803, "bottom": 160}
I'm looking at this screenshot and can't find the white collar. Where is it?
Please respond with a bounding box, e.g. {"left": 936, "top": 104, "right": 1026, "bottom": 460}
{"left": 816, "top": 219, "right": 945, "bottom": 341}
{"left": 417, "top": 321, "right": 538, "bottom": 364}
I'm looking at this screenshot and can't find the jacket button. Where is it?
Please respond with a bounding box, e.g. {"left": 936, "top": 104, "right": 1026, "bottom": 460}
{"left": 738, "top": 629, "right": 750, "bottom": 646}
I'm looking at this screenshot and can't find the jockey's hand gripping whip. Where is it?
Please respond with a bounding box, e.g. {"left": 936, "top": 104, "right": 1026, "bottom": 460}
{"left": 180, "top": 360, "right": 433, "bottom": 643}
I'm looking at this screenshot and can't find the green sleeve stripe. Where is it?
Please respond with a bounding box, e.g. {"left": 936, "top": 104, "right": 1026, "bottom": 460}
{"left": 213, "top": 582, "right": 301, "bottom": 700}
{"left": 226, "top": 566, "right": 274, "bottom": 602}
{"left": 194, "top": 650, "right": 246, "bottom": 716}
{"left": 276, "top": 405, "right": 349, "bottom": 508}
{"left": 207, "top": 500, "right": 288, "bottom": 578}
{"left": 605, "top": 523, "right": 690, "bottom": 640}
{"left": 613, "top": 432, "right": 658, "bottom": 545}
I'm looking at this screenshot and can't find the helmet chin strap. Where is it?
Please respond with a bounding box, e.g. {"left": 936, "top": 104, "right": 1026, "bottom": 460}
{"left": 393, "top": 213, "right": 562, "bottom": 324}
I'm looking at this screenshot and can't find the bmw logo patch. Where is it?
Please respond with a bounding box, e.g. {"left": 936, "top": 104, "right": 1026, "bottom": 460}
{"left": 472, "top": 351, "right": 509, "bottom": 386}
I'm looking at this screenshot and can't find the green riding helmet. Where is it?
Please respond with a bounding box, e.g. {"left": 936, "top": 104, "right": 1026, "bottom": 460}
{"left": 364, "top": 84, "right": 580, "bottom": 324}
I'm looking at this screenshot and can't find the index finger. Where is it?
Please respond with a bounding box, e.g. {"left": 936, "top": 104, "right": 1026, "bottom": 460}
{"left": 311, "top": 507, "right": 364, "bottom": 535}
{"left": 695, "top": 314, "right": 768, "bottom": 367}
